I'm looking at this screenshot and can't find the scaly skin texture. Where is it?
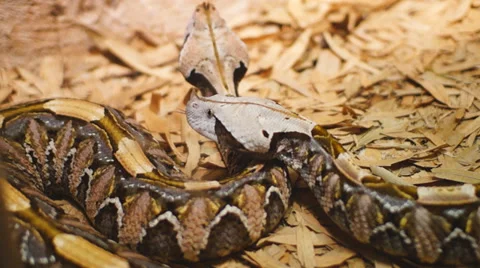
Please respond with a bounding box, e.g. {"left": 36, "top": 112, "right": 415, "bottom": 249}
{"left": 271, "top": 130, "right": 480, "bottom": 266}
{"left": 0, "top": 99, "right": 290, "bottom": 265}
{"left": 187, "top": 93, "right": 480, "bottom": 266}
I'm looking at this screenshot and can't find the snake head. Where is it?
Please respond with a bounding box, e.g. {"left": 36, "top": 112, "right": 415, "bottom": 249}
{"left": 179, "top": 2, "right": 249, "bottom": 96}
{"left": 186, "top": 92, "right": 317, "bottom": 154}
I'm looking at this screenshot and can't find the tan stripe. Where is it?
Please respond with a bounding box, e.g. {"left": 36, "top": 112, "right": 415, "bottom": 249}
{"left": 44, "top": 99, "right": 105, "bottom": 122}
{"left": 53, "top": 234, "right": 129, "bottom": 268}
{"left": 114, "top": 137, "right": 154, "bottom": 176}
{"left": 0, "top": 114, "right": 4, "bottom": 127}
{"left": 334, "top": 152, "right": 367, "bottom": 184}
{"left": 0, "top": 179, "right": 30, "bottom": 211}
{"left": 418, "top": 184, "right": 478, "bottom": 205}
{"left": 184, "top": 181, "right": 220, "bottom": 191}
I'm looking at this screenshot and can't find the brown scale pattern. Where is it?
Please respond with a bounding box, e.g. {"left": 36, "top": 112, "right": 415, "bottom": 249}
{"left": 179, "top": 198, "right": 213, "bottom": 261}
{"left": 238, "top": 184, "right": 265, "bottom": 241}
{"left": 68, "top": 139, "right": 95, "bottom": 198}
{"left": 346, "top": 194, "right": 379, "bottom": 243}
{"left": 24, "top": 119, "right": 49, "bottom": 181}
{"left": 85, "top": 165, "right": 115, "bottom": 219}
{"left": 52, "top": 120, "right": 75, "bottom": 184}
{"left": 118, "top": 191, "right": 153, "bottom": 246}
{"left": 281, "top": 133, "right": 480, "bottom": 265}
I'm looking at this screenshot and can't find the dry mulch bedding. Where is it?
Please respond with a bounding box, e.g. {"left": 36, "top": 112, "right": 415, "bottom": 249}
{"left": 2, "top": 0, "right": 480, "bottom": 267}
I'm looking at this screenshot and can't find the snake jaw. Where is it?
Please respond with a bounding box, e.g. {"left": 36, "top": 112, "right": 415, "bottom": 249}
{"left": 185, "top": 91, "right": 218, "bottom": 142}
{"left": 186, "top": 94, "right": 316, "bottom": 154}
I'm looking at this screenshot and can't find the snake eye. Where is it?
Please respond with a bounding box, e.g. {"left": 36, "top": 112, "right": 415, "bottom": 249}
{"left": 207, "top": 109, "right": 213, "bottom": 118}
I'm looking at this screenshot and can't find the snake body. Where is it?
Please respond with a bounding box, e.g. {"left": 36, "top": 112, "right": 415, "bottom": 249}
{"left": 0, "top": 98, "right": 291, "bottom": 264}
{"left": 3, "top": 96, "right": 480, "bottom": 267}
{"left": 2, "top": 2, "right": 480, "bottom": 267}
{"left": 284, "top": 126, "right": 480, "bottom": 266}
{"left": 186, "top": 93, "right": 480, "bottom": 267}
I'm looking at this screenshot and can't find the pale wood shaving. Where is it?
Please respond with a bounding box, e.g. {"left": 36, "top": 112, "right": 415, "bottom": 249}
{"left": 85, "top": 26, "right": 170, "bottom": 79}
{"left": 315, "top": 246, "right": 357, "bottom": 267}
{"left": 182, "top": 117, "right": 201, "bottom": 176}
{"left": 272, "top": 29, "right": 312, "bottom": 75}
{"left": 244, "top": 250, "right": 289, "bottom": 268}
{"left": 370, "top": 166, "right": 413, "bottom": 186}
{"left": 295, "top": 213, "right": 316, "bottom": 268}
{"left": 432, "top": 168, "right": 480, "bottom": 184}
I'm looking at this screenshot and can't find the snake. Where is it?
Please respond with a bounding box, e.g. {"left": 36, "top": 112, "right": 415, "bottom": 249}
{"left": 2, "top": 2, "right": 480, "bottom": 267}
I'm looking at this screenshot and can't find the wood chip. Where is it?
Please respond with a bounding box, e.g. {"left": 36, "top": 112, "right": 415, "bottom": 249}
{"left": 296, "top": 216, "right": 316, "bottom": 268}
{"left": 4, "top": 1, "right": 480, "bottom": 267}
{"left": 272, "top": 29, "right": 312, "bottom": 75}
{"left": 431, "top": 168, "right": 480, "bottom": 184}
{"left": 182, "top": 117, "right": 201, "bottom": 176}
{"left": 244, "top": 250, "right": 289, "bottom": 268}
{"left": 85, "top": 26, "right": 169, "bottom": 79}
{"left": 315, "top": 247, "right": 356, "bottom": 267}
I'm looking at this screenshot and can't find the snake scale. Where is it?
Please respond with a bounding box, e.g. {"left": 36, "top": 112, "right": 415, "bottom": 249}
{"left": 2, "top": 2, "right": 480, "bottom": 267}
